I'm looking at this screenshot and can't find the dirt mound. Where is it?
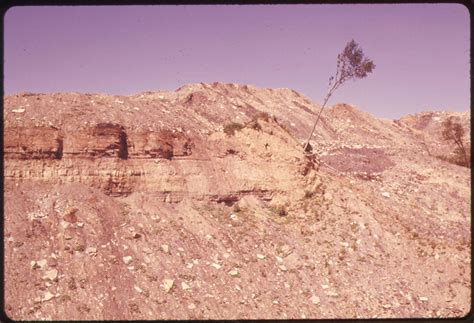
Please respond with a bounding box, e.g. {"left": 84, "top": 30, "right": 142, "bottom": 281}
{"left": 3, "top": 83, "right": 470, "bottom": 320}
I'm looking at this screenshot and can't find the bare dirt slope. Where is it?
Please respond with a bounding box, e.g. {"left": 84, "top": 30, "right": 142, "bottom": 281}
{"left": 3, "top": 82, "right": 471, "bottom": 320}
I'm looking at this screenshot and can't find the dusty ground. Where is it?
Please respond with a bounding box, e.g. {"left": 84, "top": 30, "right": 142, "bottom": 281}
{"left": 3, "top": 82, "right": 471, "bottom": 320}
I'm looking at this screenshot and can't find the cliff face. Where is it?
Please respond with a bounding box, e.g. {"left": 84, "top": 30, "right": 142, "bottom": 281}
{"left": 3, "top": 83, "right": 471, "bottom": 320}
{"left": 4, "top": 110, "right": 315, "bottom": 200}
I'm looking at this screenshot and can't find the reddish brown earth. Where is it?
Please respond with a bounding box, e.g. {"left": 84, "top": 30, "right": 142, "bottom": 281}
{"left": 3, "top": 82, "right": 471, "bottom": 320}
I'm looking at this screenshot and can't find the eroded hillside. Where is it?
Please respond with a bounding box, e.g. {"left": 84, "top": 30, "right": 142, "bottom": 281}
{"left": 3, "top": 83, "right": 471, "bottom": 320}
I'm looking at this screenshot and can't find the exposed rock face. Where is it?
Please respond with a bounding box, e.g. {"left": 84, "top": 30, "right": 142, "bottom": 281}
{"left": 5, "top": 127, "right": 63, "bottom": 160}
{"left": 3, "top": 83, "right": 470, "bottom": 320}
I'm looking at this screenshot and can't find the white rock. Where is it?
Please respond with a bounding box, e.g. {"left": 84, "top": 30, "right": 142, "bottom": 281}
{"left": 161, "top": 245, "right": 170, "bottom": 253}
{"left": 85, "top": 247, "right": 97, "bottom": 256}
{"left": 381, "top": 192, "right": 391, "bottom": 198}
{"left": 323, "top": 192, "right": 333, "bottom": 201}
{"left": 229, "top": 269, "right": 239, "bottom": 276}
{"left": 310, "top": 295, "right": 320, "bottom": 304}
{"left": 134, "top": 285, "right": 143, "bottom": 293}
{"left": 37, "top": 259, "right": 47, "bottom": 269}
{"left": 162, "top": 279, "right": 174, "bottom": 293}
{"left": 122, "top": 256, "right": 133, "bottom": 265}
{"left": 419, "top": 296, "right": 428, "bottom": 302}
{"left": 42, "top": 291, "right": 54, "bottom": 301}
{"left": 77, "top": 222, "right": 84, "bottom": 228}
{"left": 187, "top": 303, "right": 196, "bottom": 310}
{"left": 279, "top": 265, "right": 287, "bottom": 272}
{"left": 42, "top": 269, "right": 58, "bottom": 281}
{"left": 211, "top": 263, "right": 222, "bottom": 270}
{"left": 257, "top": 254, "right": 265, "bottom": 260}
{"left": 12, "top": 108, "right": 25, "bottom": 113}
{"left": 340, "top": 242, "right": 349, "bottom": 248}
{"left": 181, "top": 282, "right": 191, "bottom": 290}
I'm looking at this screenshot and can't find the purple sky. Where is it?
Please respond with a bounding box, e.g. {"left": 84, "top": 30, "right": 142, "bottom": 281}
{"left": 4, "top": 4, "right": 470, "bottom": 119}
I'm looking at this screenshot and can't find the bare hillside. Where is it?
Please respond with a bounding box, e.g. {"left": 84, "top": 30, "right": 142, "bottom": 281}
{"left": 3, "top": 82, "right": 470, "bottom": 320}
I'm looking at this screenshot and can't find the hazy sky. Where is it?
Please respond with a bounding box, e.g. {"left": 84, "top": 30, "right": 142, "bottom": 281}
{"left": 4, "top": 4, "right": 470, "bottom": 119}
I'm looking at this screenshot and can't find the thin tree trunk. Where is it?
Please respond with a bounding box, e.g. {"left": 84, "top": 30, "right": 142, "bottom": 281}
{"left": 303, "top": 85, "right": 337, "bottom": 152}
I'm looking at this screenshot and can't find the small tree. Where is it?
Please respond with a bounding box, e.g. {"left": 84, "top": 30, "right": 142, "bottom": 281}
{"left": 441, "top": 117, "right": 469, "bottom": 167}
{"left": 303, "top": 40, "right": 375, "bottom": 152}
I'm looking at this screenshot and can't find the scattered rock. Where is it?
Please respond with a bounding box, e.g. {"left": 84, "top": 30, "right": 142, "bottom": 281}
{"left": 339, "top": 242, "right": 349, "bottom": 248}
{"left": 161, "top": 245, "right": 170, "bottom": 254}
{"left": 181, "top": 282, "right": 191, "bottom": 290}
{"left": 323, "top": 192, "right": 333, "bottom": 201}
{"left": 143, "top": 247, "right": 153, "bottom": 254}
{"left": 35, "top": 259, "right": 48, "bottom": 270}
{"left": 42, "top": 291, "right": 55, "bottom": 302}
{"left": 280, "top": 245, "right": 292, "bottom": 257}
{"left": 211, "top": 263, "right": 222, "bottom": 270}
{"left": 122, "top": 256, "right": 133, "bottom": 265}
{"left": 12, "top": 108, "right": 25, "bottom": 113}
{"left": 162, "top": 279, "right": 174, "bottom": 293}
{"left": 228, "top": 269, "right": 239, "bottom": 276}
{"left": 42, "top": 269, "right": 58, "bottom": 281}
{"left": 310, "top": 295, "right": 320, "bottom": 305}
{"left": 134, "top": 285, "right": 143, "bottom": 293}
{"left": 85, "top": 247, "right": 97, "bottom": 256}
{"left": 187, "top": 303, "right": 196, "bottom": 310}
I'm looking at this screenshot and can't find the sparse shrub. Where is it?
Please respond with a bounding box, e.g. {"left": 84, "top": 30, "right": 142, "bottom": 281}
{"left": 233, "top": 203, "right": 241, "bottom": 213}
{"left": 440, "top": 118, "right": 470, "bottom": 168}
{"left": 247, "top": 120, "right": 262, "bottom": 131}
{"left": 273, "top": 205, "right": 287, "bottom": 217}
{"left": 223, "top": 122, "right": 244, "bottom": 136}
{"left": 254, "top": 111, "right": 270, "bottom": 122}
{"left": 304, "top": 190, "right": 314, "bottom": 199}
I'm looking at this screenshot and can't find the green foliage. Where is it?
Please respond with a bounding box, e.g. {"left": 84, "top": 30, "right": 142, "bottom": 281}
{"left": 223, "top": 122, "right": 244, "bottom": 136}
{"left": 440, "top": 117, "right": 470, "bottom": 167}
{"left": 304, "top": 39, "right": 375, "bottom": 151}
